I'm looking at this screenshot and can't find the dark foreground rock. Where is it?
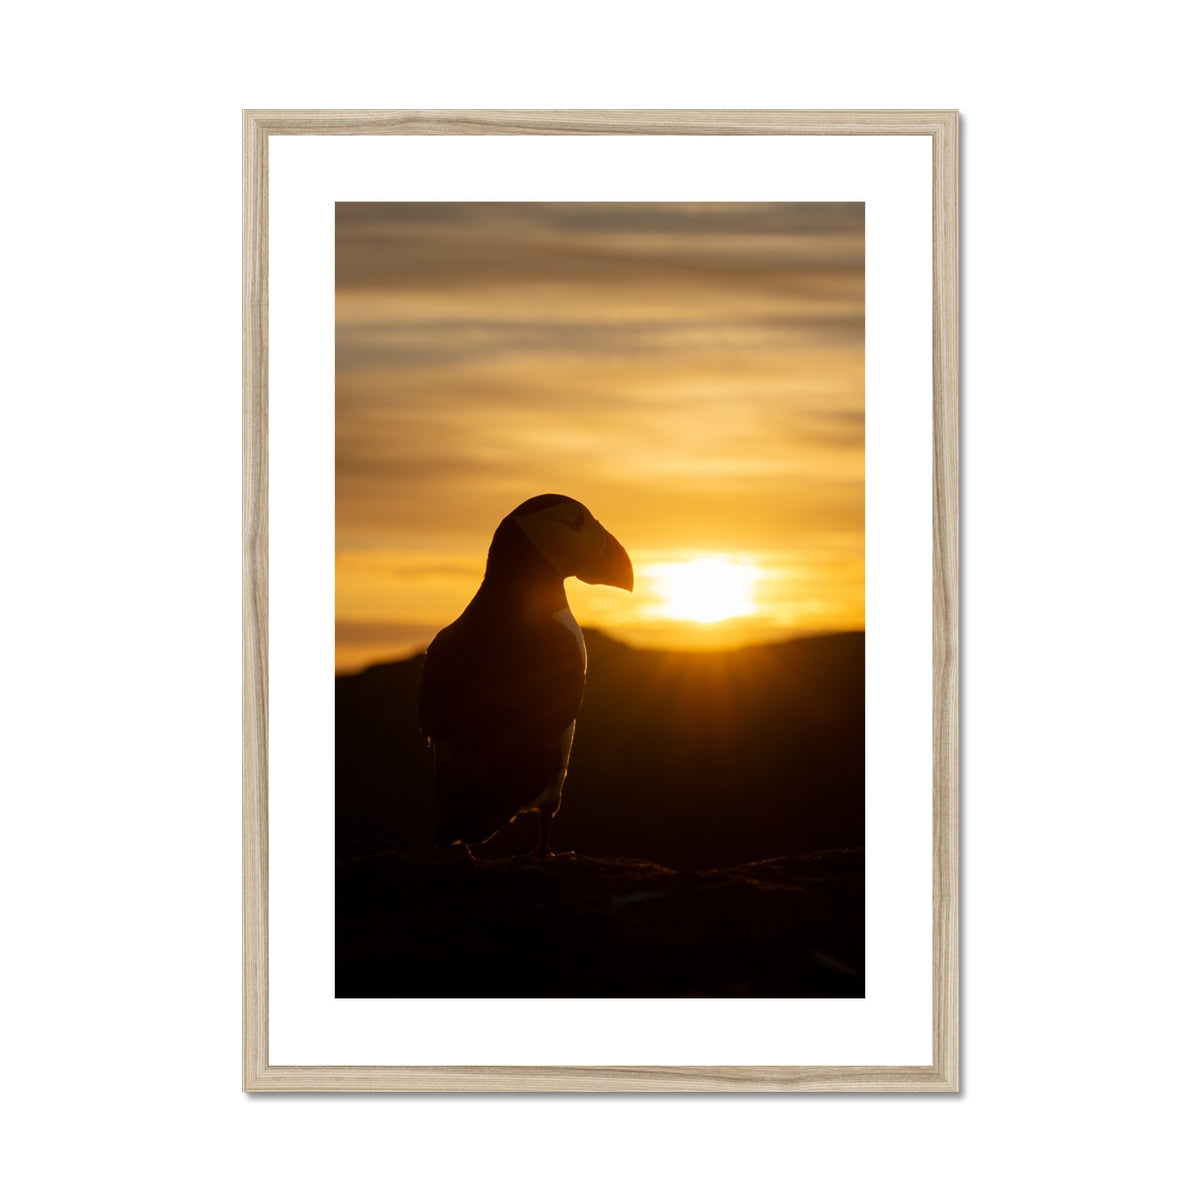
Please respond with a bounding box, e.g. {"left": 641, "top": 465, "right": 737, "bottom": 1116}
{"left": 336, "top": 846, "right": 864, "bottom": 999}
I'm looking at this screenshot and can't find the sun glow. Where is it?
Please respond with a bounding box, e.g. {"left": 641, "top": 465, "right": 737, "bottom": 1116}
{"left": 644, "top": 556, "right": 763, "bottom": 624}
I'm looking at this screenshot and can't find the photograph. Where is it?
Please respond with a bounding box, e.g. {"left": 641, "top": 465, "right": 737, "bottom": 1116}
{"left": 333, "top": 201, "right": 866, "bottom": 999}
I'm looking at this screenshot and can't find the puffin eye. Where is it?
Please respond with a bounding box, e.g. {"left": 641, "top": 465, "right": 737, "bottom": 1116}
{"left": 564, "top": 511, "right": 586, "bottom": 533}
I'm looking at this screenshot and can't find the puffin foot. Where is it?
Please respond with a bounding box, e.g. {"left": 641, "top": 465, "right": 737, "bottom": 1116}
{"left": 523, "top": 845, "right": 575, "bottom": 860}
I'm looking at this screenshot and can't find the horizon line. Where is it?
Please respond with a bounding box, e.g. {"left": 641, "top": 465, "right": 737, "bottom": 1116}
{"left": 335, "top": 625, "right": 866, "bottom": 678}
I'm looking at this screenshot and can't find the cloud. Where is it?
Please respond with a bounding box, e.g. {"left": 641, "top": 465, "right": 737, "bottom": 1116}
{"left": 336, "top": 314, "right": 863, "bottom": 373}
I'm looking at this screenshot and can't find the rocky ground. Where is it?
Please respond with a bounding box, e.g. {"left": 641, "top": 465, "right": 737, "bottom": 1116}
{"left": 336, "top": 844, "right": 864, "bottom": 999}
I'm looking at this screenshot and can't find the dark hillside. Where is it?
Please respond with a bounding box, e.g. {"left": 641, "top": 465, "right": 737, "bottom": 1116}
{"left": 336, "top": 630, "right": 863, "bottom": 869}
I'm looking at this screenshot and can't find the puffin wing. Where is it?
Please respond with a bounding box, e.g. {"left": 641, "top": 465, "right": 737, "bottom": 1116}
{"left": 419, "top": 617, "right": 586, "bottom": 844}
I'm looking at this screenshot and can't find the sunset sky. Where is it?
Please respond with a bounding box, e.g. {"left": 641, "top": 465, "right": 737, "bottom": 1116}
{"left": 335, "top": 202, "right": 863, "bottom": 673}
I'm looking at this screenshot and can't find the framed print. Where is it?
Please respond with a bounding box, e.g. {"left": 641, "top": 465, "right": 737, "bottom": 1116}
{"left": 243, "top": 109, "right": 958, "bottom": 1091}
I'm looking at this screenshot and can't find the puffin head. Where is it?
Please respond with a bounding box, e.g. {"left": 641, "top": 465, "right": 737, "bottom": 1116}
{"left": 490, "top": 494, "right": 634, "bottom": 592}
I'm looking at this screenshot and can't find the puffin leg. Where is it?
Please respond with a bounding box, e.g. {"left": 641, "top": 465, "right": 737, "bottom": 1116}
{"left": 527, "top": 806, "right": 555, "bottom": 857}
{"left": 530, "top": 805, "right": 575, "bottom": 858}
{"left": 534, "top": 807, "right": 553, "bottom": 857}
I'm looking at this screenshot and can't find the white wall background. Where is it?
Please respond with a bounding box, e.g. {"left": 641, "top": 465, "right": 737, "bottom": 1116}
{"left": 4, "top": 3, "right": 1196, "bottom": 1197}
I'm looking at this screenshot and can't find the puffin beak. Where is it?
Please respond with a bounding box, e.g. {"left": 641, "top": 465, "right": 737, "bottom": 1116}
{"left": 576, "top": 526, "right": 634, "bottom": 591}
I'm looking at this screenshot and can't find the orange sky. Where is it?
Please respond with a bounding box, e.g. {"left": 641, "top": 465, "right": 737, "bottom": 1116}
{"left": 335, "top": 202, "right": 863, "bottom": 673}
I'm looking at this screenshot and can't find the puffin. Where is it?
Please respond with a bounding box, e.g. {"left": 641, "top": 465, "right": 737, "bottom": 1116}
{"left": 418, "top": 494, "right": 633, "bottom": 856}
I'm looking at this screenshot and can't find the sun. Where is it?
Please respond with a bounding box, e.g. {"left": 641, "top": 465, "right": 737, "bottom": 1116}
{"left": 644, "top": 556, "right": 762, "bottom": 624}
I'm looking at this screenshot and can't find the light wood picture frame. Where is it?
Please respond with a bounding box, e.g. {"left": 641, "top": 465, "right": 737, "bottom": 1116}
{"left": 243, "top": 109, "right": 959, "bottom": 1092}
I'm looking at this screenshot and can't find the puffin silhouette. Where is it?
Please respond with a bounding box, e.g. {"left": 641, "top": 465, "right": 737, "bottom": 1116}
{"left": 418, "top": 495, "right": 634, "bottom": 856}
